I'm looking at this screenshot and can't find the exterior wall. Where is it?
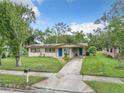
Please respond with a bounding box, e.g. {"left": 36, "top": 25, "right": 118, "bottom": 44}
{"left": 83, "top": 47, "right": 86, "bottom": 56}
{"left": 57, "top": 48, "right": 73, "bottom": 58}
{"left": 56, "top": 48, "right": 59, "bottom": 58}
{"left": 70, "top": 47, "right": 85, "bottom": 58}
{"left": 44, "top": 53, "right": 57, "bottom": 58}
{"left": 28, "top": 48, "right": 57, "bottom": 58}
{"left": 28, "top": 46, "right": 87, "bottom": 58}
{"left": 43, "top": 48, "right": 57, "bottom": 58}
{"left": 62, "top": 48, "right": 65, "bottom": 58}
{"left": 28, "top": 48, "right": 41, "bottom": 57}
{"left": 57, "top": 47, "right": 86, "bottom": 58}
{"left": 63, "top": 48, "right": 73, "bottom": 58}
{"left": 77, "top": 48, "right": 79, "bottom": 56}
{"left": 40, "top": 48, "right": 45, "bottom": 56}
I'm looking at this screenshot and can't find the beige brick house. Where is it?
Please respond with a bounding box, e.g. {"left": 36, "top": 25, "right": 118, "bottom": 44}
{"left": 27, "top": 43, "right": 88, "bottom": 58}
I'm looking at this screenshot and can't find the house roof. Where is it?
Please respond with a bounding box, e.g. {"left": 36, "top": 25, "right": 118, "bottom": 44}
{"left": 27, "top": 43, "right": 88, "bottom": 48}
{"left": 58, "top": 43, "right": 88, "bottom": 48}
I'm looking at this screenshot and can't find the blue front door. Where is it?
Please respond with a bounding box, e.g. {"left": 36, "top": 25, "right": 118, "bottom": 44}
{"left": 79, "top": 48, "right": 83, "bottom": 56}
{"left": 58, "top": 48, "right": 62, "bottom": 57}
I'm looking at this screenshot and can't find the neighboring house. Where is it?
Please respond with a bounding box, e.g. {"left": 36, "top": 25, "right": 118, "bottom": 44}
{"left": 27, "top": 43, "right": 88, "bottom": 58}
{"left": 103, "top": 48, "right": 119, "bottom": 58}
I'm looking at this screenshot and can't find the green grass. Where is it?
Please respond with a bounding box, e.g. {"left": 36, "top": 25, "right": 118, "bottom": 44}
{"left": 81, "top": 52, "right": 124, "bottom": 77}
{"left": 0, "top": 74, "right": 45, "bottom": 86}
{"left": 0, "top": 56, "right": 66, "bottom": 73}
{"left": 85, "top": 81, "right": 124, "bottom": 93}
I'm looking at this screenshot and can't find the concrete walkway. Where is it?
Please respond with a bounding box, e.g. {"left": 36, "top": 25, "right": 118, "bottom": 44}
{"left": 0, "top": 88, "right": 28, "bottom": 93}
{"left": 32, "top": 58, "right": 95, "bottom": 93}
{"left": 0, "top": 70, "right": 55, "bottom": 78}
{"left": 0, "top": 90, "right": 24, "bottom": 93}
{"left": 83, "top": 75, "right": 124, "bottom": 84}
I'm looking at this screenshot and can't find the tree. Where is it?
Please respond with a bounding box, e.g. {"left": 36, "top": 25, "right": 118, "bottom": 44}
{"left": 0, "top": 36, "right": 5, "bottom": 65}
{"left": 0, "top": 0, "right": 12, "bottom": 65}
{"left": 73, "top": 30, "right": 85, "bottom": 43}
{"left": 87, "top": 28, "right": 106, "bottom": 50}
{"left": 44, "top": 26, "right": 86, "bottom": 44}
{"left": 44, "top": 27, "right": 52, "bottom": 37}
{"left": 92, "top": 0, "right": 124, "bottom": 49}
{"left": 110, "top": 0, "right": 124, "bottom": 68}
{"left": 33, "top": 29, "right": 45, "bottom": 43}
{"left": 25, "top": 29, "right": 45, "bottom": 45}
{"left": 51, "top": 22, "right": 72, "bottom": 43}
{"left": 4, "top": 1, "right": 35, "bottom": 66}
{"left": 25, "top": 28, "right": 36, "bottom": 45}
{"left": 107, "top": 0, "right": 124, "bottom": 67}
{"left": 93, "top": 0, "right": 124, "bottom": 67}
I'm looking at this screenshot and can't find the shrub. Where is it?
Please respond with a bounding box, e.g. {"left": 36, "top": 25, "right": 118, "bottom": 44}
{"left": 88, "top": 46, "right": 97, "bottom": 56}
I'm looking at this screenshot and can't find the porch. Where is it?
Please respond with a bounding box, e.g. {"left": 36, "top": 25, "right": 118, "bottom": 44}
{"left": 58, "top": 47, "right": 84, "bottom": 58}
{"left": 71, "top": 47, "right": 84, "bottom": 58}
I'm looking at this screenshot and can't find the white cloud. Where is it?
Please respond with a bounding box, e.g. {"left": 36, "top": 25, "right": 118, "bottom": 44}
{"left": 32, "top": 0, "right": 44, "bottom": 4}
{"left": 70, "top": 22, "right": 104, "bottom": 34}
{"left": 32, "top": 6, "right": 41, "bottom": 17}
{"left": 37, "top": 0, "right": 44, "bottom": 4}
{"left": 10, "top": 0, "right": 41, "bottom": 17}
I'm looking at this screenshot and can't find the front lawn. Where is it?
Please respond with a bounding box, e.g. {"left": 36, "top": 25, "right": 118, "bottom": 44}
{"left": 81, "top": 52, "right": 124, "bottom": 77}
{"left": 85, "top": 81, "right": 124, "bottom": 93}
{"left": 0, "top": 74, "right": 45, "bottom": 86}
{"left": 0, "top": 57, "right": 66, "bottom": 73}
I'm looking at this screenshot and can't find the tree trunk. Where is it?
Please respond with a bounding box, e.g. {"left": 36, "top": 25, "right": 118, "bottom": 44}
{"left": 0, "top": 55, "right": 2, "bottom": 66}
{"left": 16, "top": 52, "right": 21, "bottom": 67}
{"left": 0, "top": 52, "right": 3, "bottom": 66}
{"left": 16, "top": 42, "right": 23, "bottom": 67}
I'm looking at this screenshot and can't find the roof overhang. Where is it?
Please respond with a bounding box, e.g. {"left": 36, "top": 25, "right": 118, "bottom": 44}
{"left": 27, "top": 43, "right": 88, "bottom": 48}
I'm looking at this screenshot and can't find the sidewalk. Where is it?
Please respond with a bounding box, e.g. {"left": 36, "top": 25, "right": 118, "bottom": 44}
{"left": 83, "top": 75, "right": 124, "bottom": 84}
{"left": 0, "top": 90, "right": 24, "bottom": 93}
{"left": 0, "top": 70, "right": 55, "bottom": 78}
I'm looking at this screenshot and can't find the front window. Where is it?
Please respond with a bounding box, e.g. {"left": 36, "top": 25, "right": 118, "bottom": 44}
{"left": 45, "top": 48, "right": 55, "bottom": 53}
{"left": 50, "top": 48, "right": 55, "bottom": 53}
{"left": 30, "top": 48, "right": 40, "bottom": 53}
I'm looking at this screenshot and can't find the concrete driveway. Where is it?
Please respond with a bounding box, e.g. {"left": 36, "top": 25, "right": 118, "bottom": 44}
{"left": 33, "top": 58, "right": 95, "bottom": 93}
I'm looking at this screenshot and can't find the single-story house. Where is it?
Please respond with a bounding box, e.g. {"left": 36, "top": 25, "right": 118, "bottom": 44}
{"left": 103, "top": 48, "right": 119, "bottom": 58}
{"left": 27, "top": 43, "right": 88, "bottom": 58}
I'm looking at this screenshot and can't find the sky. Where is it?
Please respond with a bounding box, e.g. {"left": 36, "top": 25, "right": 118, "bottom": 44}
{"left": 12, "top": 0, "right": 116, "bottom": 34}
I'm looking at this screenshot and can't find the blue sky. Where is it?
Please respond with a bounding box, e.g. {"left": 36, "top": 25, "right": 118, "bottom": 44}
{"left": 30, "top": 0, "right": 115, "bottom": 33}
